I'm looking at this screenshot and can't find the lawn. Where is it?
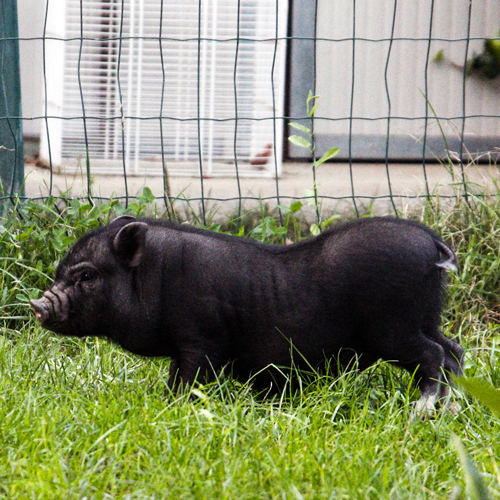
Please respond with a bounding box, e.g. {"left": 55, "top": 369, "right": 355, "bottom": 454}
{"left": 0, "top": 191, "right": 499, "bottom": 499}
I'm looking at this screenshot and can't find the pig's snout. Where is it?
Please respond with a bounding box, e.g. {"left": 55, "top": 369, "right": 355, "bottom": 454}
{"left": 30, "top": 298, "right": 51, "bottom": 325}
{"left": 30, "top": 286, "right": 72, "bottom": 333}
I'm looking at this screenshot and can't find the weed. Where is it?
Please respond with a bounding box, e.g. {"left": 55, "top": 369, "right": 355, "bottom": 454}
{"left": 288, "top": 91, "right": 340, "bottom": 234}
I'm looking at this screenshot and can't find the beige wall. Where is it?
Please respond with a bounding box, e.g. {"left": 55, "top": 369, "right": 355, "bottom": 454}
{"left": 18, "top": 0, "right": 500, "bottom": 150}
{"left": 17, "top": 0, "right": 45, "bottom": 138}
{"left": 315, "top": 0, "right": 500, "bottom": 141}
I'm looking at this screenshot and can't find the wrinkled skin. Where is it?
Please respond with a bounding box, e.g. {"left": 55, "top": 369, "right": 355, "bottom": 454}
{"left": 31, "top": 216, "right": 464, "bottom": 412}
{"left": 31, "top": 216, "right": 163, "bottom": 356}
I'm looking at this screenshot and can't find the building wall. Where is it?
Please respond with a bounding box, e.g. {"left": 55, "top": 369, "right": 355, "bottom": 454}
{"left": 17, "top": 0, "right": 45, "bottom": 138}
{"left": 18, "top": 0, "right": 500, "bottom": 161}
{"left": 314, "top": 0, "right": 500, "bottom": 156}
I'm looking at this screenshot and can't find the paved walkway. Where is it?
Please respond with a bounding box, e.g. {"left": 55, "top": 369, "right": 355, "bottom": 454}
{"left": 24, "top": 162, "right": 499, "bottom": 217}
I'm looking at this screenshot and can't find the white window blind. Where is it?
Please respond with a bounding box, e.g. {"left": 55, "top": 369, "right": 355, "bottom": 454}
{"left": 40, "top": 0, "right": 288, "bottom": 177}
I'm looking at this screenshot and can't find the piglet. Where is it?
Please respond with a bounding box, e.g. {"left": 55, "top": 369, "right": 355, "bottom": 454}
{"left": 31, "top": 216, "right": 463, "bottom": 411}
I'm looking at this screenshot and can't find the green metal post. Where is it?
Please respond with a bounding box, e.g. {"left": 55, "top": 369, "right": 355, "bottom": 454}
{"left": 0, "top": 0, "right": 24, "bottom": 200}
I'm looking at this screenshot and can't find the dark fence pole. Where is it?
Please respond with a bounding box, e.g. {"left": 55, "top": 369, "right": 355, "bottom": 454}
{"left": 286, "top": 0, "right": 317, "bottom": 160}
{"left": 0, "top": 0, "right": 24, "bottom": 200}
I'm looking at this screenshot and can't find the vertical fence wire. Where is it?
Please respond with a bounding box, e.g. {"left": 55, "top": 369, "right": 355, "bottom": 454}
{"left": 158, "top": 0, "right": 172, "bottom": 219}
{"left": 41, "top": 0, "right": 53, "bottom": 197}
{"left": 383, "top": 0, "right": 398, "bottom": 215}
{"left": 348, "top": 0, "right": 359, "bottom": 217}
{"left": 196, "top": 0, "right": 206, "bottom": 224}
{"left": 271, "top": 0, "right": 282, "bottom": 224}
{"left": 232, "top": 0, "right": 243, "bottom": 223}
{"left": 421, "top": 0, "right": 435, "bottom": 201}
{"left": 459, "top": 0, "right": 473, "bottom": 204}
{"left": 310, "top": 0, "right": 320, "bottom": 224}
{"left": 77, "top": 0, "right": 93, "bottom": 204}
{"left": 116, "top": 0, "right": 129, "bottom": 208}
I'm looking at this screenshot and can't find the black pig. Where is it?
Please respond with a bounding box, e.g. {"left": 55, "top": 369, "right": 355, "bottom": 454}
{"left": 31, "top": 216, "right": 463, "bottom": 412}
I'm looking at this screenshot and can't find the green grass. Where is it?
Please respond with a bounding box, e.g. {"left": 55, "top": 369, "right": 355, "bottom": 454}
{"left": 0, "top": 190, "right": 499, "bottom": 499}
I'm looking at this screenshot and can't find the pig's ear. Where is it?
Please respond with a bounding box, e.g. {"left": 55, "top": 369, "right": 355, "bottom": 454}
{"left": 110, "top": 215, "right": 136, "bottom": 225}
{"left": 112, "top": 222, "right": 148, "bottom": 267}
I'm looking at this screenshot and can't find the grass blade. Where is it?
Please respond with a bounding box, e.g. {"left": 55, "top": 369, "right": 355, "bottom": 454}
{"left": 455, "top": 376, "right": 500, "bottom": 416}
{"left": 452, "top": 435, "right": 491, "bottom": 500}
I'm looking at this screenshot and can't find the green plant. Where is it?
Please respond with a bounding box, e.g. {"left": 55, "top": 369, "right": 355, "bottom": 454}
{"left": 434, "top": 31, "right": 500, "bottom": 79}
{"left": 449, "top": 377, "right": 500, "bottom": 500}
{"left": 0, "top": 187, "right": 162, "bottom": 325}
{"left": 288, "top": 91, "right": 340, "bottom": 234}
{"left": 247, "top": 201, "right": 305, "bottom": 243}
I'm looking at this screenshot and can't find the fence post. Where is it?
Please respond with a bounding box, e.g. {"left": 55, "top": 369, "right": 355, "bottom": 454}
{"left": 0, "top": 0, "right": 24, "bottom": 200}
{"left": 286, "top": 0, "right": 316, "bottom": 160}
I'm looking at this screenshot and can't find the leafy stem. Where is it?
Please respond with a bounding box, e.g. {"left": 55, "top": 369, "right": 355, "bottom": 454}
{"left": 288, "top": 91, "right": 340, "bottom": 234}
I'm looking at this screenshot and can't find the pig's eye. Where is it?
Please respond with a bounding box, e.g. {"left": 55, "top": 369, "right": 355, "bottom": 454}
{"left": 78, "top": 269, "right": 96, "bottom": 282}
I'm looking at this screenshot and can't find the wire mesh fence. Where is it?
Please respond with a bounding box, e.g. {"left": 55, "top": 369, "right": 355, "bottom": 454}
{"left": 3, "top": 0, "right": 500, "bottom": 220}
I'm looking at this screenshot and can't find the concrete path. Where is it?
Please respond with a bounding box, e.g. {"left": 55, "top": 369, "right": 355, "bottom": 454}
{"left": 24, "top": 161, "right": 499, "bottom": 217}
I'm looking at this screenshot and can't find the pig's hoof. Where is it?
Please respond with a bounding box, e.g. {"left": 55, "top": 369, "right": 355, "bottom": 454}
{"left": 410, "top": 394, "right": 462, "bottom": 421}
{"left": 441, "top": 400, "right": 462, "bottom": 416}
{"left": 410, "top": 395, "right": 437, "bottom": 421}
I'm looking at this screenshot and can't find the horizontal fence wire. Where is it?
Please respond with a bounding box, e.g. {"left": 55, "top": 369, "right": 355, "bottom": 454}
{"left": 1, "top": 0, "right": 499, "bottom": 220}
{"left": 6, "top": 36, "right": 500, "bottom": 43}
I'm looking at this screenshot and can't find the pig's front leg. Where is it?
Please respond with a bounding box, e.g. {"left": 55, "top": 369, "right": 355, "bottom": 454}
{"left": 167, "top": 345, "right": 222, "bottom": 392}
{"left": 166, "top": 358, "right": 180, "bottom": 390}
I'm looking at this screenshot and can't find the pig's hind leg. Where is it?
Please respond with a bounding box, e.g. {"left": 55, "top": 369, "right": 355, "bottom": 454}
{"left": 401, "top": 330, "right": 464, "bottom": 417}
{"left": 396, "top": 334, "right": 448, "bottom": 415}
{"left": 423, "top": 329, "right": 464, "bottom": 401}
{"left": 363, "top": 326, "right": 447, "bottom": 415}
